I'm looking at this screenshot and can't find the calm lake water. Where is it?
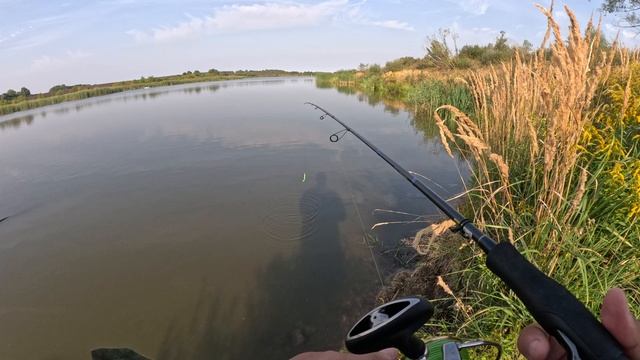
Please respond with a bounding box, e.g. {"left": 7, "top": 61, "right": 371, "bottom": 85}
{"left": 0, "top": 78, "right": 466, "bottom": 359}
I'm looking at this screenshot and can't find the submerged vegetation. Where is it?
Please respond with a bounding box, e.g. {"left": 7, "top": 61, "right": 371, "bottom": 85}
{"left": 0, "top": 69, "right": 311, "bottom": 116}
{"left": 318, "top": 4, "right": 639, "bottom": 357}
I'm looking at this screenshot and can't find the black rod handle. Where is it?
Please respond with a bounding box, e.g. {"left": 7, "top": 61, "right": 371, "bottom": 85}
{"left": 486, "top": 242, "right": 627, "bottom": 360}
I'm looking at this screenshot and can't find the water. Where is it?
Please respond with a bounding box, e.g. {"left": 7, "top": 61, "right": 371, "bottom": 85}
{"left": 0, "top": 78, "right": 466, "bottom": 359}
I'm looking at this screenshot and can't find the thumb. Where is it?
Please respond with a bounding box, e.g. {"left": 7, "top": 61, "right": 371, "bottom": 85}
{"left": 517, "top": 324, "right": 551, "bottom": 360}
{"left": 364, "top": 348, "right": 398, "bottom": 360}
{"left": 601, "top": 288, "right": 640, "bottom": 359}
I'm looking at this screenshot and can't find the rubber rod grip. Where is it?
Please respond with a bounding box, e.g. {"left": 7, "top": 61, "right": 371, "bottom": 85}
{"left": 486, "top": 242, "right": 627, "bottom": 360}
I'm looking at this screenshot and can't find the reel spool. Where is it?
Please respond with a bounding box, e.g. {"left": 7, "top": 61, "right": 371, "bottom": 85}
{"left": 345, "top": 297, "right": 501, "bottom": 360}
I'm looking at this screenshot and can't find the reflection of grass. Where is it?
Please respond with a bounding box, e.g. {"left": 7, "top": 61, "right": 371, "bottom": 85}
{"left": 0, "top": 70, "right": 310, "bottom": 116}
{"left": 315, "top": 70, "right": 473, "bottom": 142}
{"left": 0, "top": 114, "right": 35, "bottom": 130}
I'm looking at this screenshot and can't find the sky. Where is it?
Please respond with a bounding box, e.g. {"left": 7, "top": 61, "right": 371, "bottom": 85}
{"left": 1, "top": 0, "right": 637, "bottom": 93}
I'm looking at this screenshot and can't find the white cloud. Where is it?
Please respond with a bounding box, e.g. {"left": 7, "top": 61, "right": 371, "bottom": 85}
{"left": 129, "top": 0, "right": 347, "bottom": 42}
{"left": 368, "top": 20, "right": 415, "bottom": 31}
{"left": 211, "top": 1, "right": 347, "bottom": 30}
{"left": 604, "top": 23, "right": 638, "bottom": 40}
{"left": 448, "top": 0, "right": 490, "bottom": 16}
{"left": 31, "top": 50, "right": 91, "bottom": 72}
{"left": 553, "top": 10, "right": 568, "bottom": 20}
{"left": 128, "top": 0, "right": 414, "bottom": 42}
{"left": 450, "top": 21, "right": 499, "bottom": 46}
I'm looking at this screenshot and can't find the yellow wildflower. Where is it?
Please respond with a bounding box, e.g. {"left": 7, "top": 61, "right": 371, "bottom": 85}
{"left": 610, "top": 162, "right": 625, "bottom": 185}
{"left": 630, "top": 203, "right": 640, "bottom": 220}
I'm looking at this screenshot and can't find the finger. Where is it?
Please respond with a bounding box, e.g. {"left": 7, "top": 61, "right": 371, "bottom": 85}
{"left": 518, "top": 324, "right": 551, "bottom": 360}
{"left": 290, "top": 351, "right": 343, "bottom": 360}
{"left": 290, "top": 349, "right": 398, "bottom": 360}
{"left": 358, "top": 348, "right": 398, "bottom": 360}
{"left": 517, "top": 324, "right": 567, "bottom": 360}
{"left": 601, "top": 288, "right": 640, "bottom": 360}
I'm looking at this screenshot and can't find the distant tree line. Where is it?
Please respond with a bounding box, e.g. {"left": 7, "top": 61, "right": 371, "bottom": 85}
{"left": 1, "top": 87, "right": 31, "bottom": 101}
{"left": 356, "top": 27, "right": 613, "bottom": 73}
{"left": 378, "top": 29, "right": 534, "bottom": 72}
{"left": 316, "top": 26, "right": 615, "bottom": 101}
{"left": 0, "top": 68, "right": 312, "bottom": 115}
{"left": 1, "top": 69, "right": 312, "bottom": 104}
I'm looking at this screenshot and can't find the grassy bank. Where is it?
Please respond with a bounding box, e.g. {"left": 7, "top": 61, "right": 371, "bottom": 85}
{"left": 0, "top": 69, "right": 311, "bottom": 116}
{"left": 433, "top": 7, "right": 640, "bottom": 355}
{"left": 316, "top": 69, "right": 474, "bottom": 139}
{"left": 319, "top": 5, "right": 639, "bottom": 358}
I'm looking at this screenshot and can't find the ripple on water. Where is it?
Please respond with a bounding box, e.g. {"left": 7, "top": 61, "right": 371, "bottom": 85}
{"left": 261, "top": 193, "right": 321, "bottom": 243}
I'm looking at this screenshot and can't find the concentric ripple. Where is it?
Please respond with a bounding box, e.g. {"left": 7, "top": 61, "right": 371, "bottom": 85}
{"left": 261, "top": 193, "right": 321, "bottom": 242}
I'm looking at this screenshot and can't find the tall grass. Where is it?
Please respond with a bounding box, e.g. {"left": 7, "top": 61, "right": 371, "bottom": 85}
{"left": 412, "top": 4, "right": 640, "bottom": 356}
{"left": 315, "top": 68, "right": 475, "bottom": 139}
{"left": 315, "top": 4, "right": 638, "bottom": 357}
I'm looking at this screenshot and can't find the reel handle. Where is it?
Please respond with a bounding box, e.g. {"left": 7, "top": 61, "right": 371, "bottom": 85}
{"left": 345, "top": 297, "right": 433, "bottom": 359}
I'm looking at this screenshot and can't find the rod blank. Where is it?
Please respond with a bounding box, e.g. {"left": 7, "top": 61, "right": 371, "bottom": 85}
{"left": 305, "top": 102, "right": 496, "bottom": 253}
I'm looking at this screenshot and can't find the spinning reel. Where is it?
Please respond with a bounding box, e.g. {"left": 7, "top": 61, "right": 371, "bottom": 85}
{"left": 346, "top": 297, "right": 502, "bottom": 360}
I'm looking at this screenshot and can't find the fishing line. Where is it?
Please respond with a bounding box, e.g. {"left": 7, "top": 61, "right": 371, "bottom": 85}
{"left": 330, "top": 129, "right": 349, "bottom": 143}
{"left": 336, "top": 144, "right": 385, "bottom": 288}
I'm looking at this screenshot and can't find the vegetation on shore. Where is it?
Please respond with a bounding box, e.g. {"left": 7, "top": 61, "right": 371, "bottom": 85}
{"left": 0, "top": 69, "right": 311, "bottom": 116}
{"left": 318, "top": 4, "right": 639, "bottom": 358}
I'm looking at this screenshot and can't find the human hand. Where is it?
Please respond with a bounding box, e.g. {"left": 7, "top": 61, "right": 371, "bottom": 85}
{"left": 290, "top": 348, "right": 397, "bottom": 360}
{"left": 517, "top": 288, "right": 640, "bottom": 360}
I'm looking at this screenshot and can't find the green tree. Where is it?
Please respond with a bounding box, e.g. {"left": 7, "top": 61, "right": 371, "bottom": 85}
{"left": 602, "top": 0, "right": 640, "bottom": 27}
{"left": 494, "top": 31, "right": 508, "bottom": 52}
{"left": 425, "top": 39, "right": 451, "bottom": 66}
{"left": 458, "top": 44, "right": 484, "bottom": 60}
{"left": 424, "top": 28, "right": 458, "bottom": 68}
{"left": 368, "top": 64, "right": 382, "bottom": 75}
{"left": 19, "top": 87, "right": 31, "bottom": 97}
{"left": 384, "top": 57, "right": 420, "bottom": 71}
{"left": 2, "top": 89, "right": 18, "bottom": 100}
{"left": 49, "top": 84, "right": 69, "bottom": 94}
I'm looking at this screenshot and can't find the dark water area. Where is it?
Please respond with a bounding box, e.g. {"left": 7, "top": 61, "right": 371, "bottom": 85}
{"left": 0, "top": 78, "right": 467, "bottom": 359}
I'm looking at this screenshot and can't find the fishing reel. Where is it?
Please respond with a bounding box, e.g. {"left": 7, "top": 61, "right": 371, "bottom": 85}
{"left": 345, "top": 297, "right": 502, "bottom": 360}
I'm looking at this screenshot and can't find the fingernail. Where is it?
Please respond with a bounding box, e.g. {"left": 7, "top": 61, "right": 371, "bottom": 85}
{"left": 525, "top": 339, "right": 544, "bottom": 359}
{"left": 378, "top": 348, "right": 398, "bottom": 360}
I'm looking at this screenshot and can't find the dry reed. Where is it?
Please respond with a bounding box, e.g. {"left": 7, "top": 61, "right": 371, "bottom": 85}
{"left": 431, "top": 3, "right": 615, "bottom": 247}
{"left": 405, "top": 3, "right": 639, "bottom": 354}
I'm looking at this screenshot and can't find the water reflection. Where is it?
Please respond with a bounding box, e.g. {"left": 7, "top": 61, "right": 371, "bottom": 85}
{"left": 315, "top": 83, "right": 444, "bottom": 139}
{"left": 156, "top": 173, "right": 356, "bottom": 359}
{"left": 0, "top": 78, "right": 309, "bottom": 131}
{"left": 317, "top": 83, "right": 404, "bottom": 117}
{"left": 0, "top": 114, "right": 35, "bottom": 131}
{"left": 0, "top": 77, "right": 466, "bottom": 359}
{"left": 156, "top": 285, "right": 241, "bottom": 360}
{"left": 182, "top": 85, "right": 220, "bottom": 94}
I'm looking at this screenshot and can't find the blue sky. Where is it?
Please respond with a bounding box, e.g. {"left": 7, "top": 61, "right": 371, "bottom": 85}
{"left": 1, "top": 0, "right": 636, "bottom": 93}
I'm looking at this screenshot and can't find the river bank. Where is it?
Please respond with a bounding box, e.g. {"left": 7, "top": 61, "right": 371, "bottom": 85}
{"left": 317, "top": 7, "right": 640, "bottom": 356}
{"left": 0, "top": 70, "right": 311, "bottom": 116}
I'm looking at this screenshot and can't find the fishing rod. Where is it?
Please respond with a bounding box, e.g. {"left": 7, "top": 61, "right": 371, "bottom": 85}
{"left": 305, "top": 102, "right": 627, "bottom": 360}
